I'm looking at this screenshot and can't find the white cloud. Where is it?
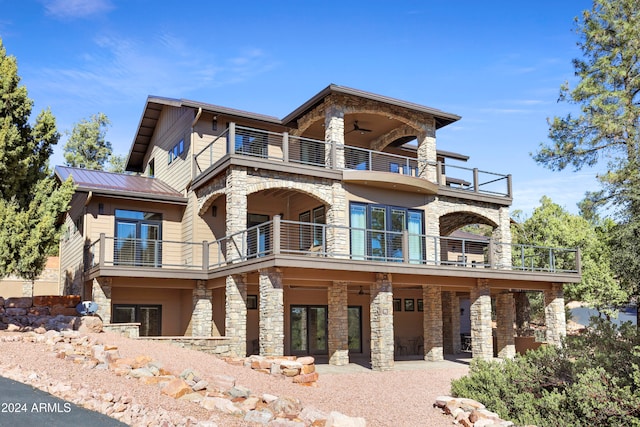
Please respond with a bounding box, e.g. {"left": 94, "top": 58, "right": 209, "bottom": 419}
{"left": 43, "top": 0, "right": 114, "bottom": 19}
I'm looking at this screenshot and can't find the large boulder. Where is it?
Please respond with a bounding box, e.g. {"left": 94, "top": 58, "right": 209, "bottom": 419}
{"left": 73, "top": 316, "right": 103, "bottom": 333}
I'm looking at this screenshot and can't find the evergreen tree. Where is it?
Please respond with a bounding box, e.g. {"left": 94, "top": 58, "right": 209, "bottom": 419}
{"left": 63, "top": 112, "right": 112, "bottom": 170}
{"left": 0, "top": 37, "right": 74, "bottom": 279}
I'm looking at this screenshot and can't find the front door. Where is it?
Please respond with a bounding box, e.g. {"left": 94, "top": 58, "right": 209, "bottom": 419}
{"left": 290, "top": 305, "right": 327, "bottom": 355}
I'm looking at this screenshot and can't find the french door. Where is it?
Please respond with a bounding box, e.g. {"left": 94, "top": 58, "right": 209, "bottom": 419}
{"left": 114, "top": 210, "right": 162, "bottom": 267}
{"left": 290, "top": 305, "right": 363, "bottom": 355}
{"left": 112, "top": 304, "right": 162, "bottom": 336}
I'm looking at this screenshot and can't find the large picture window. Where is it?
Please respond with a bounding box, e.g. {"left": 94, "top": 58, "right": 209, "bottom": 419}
{"left": 299, "top": 206, "right": 325, "bottom": 250}
{"left": 114, "top": 210, "right": 162, "bottom": 267}
{"left": 349, "top": 203, "right": 424, "bottom": 262}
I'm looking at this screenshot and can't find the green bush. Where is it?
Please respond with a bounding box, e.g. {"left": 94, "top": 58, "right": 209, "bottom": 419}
{"left": 450, "top": 320, "right": 640, "bottom": 426}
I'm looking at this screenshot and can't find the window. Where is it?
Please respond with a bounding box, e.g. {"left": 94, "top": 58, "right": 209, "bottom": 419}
{"left": 168, "top": 139, "right": 185, "bottom": 164}
{"left": 148, "top": 158, "right": 155, "bottom": 177}
{"left": 112, "top": 304, "right": 162, "bottom": 336}
{"left": 299, "top": 206, "right": 325, "bottom": 249}
{"left": 349, "top": 203, "right": 424, "bottom": 262}
{"left": 114, "top": 210, "right": 162, "bottom": 266}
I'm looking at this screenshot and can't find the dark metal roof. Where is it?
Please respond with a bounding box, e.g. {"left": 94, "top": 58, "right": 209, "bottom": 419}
{"left": 126, "top": 85, "right": 462, "bottom": 172}
{"left": 55, "top": 166, "right": 187, "bottom": 204}
{"left": 281, "top": 84, "right": 462, "bottom": 129}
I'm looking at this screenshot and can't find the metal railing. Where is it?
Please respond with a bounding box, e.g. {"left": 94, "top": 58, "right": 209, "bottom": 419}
{"left": 85, "top": 221, "right": 579, "bottom": 274}
{"left": 192, "top": 123, "right": 511, "bottom": 197}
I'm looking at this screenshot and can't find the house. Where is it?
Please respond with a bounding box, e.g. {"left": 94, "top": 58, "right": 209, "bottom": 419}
{"left": 55, "top": 84, "right": 580, "bottom": 371}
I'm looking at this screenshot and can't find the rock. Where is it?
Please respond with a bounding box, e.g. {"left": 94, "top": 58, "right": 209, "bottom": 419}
{"left": 282, "top": 368, "right": 300, "bottom": 377}
{"left": 292, "top": 372, "right": 319, "bottom": 384}
{"left": 262, "top": 393, "right": 278, "bottom": 404}
{"left": 296, "top": 356, "right": 315, "bottom": 365}
{"left": 200, "top": 397, "right": 242, "bottom": 415}
{"left": 268, "top": 396, "right": 302, "bottom": 417}
{"left": 299, "top": 406, "right": 328, "bottom": 424}
{"left": 130, "top": 368, "right": 154, "bottom": 378}
{"left": 301, "top": 364, "right": 316, "bottom": 374}
{"left": 6, "top": 323, "right": 21, "bottom": 332}
{"left": 160, "top": 378, "right": 192, "bottom": 399}
{"left": 131, "top": 355, "right": 153, "bottom": 369}
{"left": 5, "top": 308, "right": 27, "bottom": 316}
{"left": 228, "top": 385, "right": 250, "bottom": 398}
{"left": 179, "top": 368, "right": 200, "bottom": 382}
{"left": 325, "top": 411, "right": 367, "bottom": 427}
{"left": 268, "top": 419, "right": 305, "bottom": 427}
{"left": 280, "top": 360, "right": 303, "bottom": 370}
{"left": 244, "top": 409, "right": 273, "bottom": 424}
{"left": 74, "top": 316, "right": 103, "bottom": 333}
{"left": 435, "top": 395, "right": 453, "bottom": 408}
{"left": 238, "top": 396, "right": 260, "bottom": 412}
{"left": 179, "top": 392, "right": 204, "bottom": 403}
{"left": 193, "top": 380, "right": 209, "bottom": 391}
{"left": 209, "top": 374, "right": 236, "bottom": 392}
{"left": 5, "top": 297, "right": 32, "bottom": 308}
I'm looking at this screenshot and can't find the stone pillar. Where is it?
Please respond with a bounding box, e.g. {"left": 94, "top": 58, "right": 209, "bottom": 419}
{"left": 93, "top": 277, "right": 112, "bottom": 323}
{"left": 416, "top": 118, "right": 437, "bottom": 183}
{"left": 544, "top": 284, "right": 567, "bottom": 346}
{"left": 326, "top": 182, "right": 348, "bottom": 257}
{"left": 225, "top": 274, "right": 247, "bottom": 356}
{"left": 496, "top": 292, "right": 516, "bottom": 359}
{"left": 328, "top": 281, "right": 349, "bottom": 365}
{"left": 423, "top": 285, "right": 444, "bottom": 361}
{"left": 191, "top": 280, "right": 213, "bottom": 336}
{"left": 225, "top": 167, "right": 248, "bottom": 261}
{"left": 442, "top": 291, "right": 461, "bottom": 354}
{"left": 491, "top": 206, "right": 512, "bottom": 268}
{"left": 259, "top": 268, "right": 284, "bottom": 356}
{"left": 423, "top": 196, "right": 440, "bottom": 264}
{"left": 325, "top": 102, "right": 345, "bottom": 169}
{"left": 470, "top": 279, "right": 493, "bottom": 360}
{"left": 370, "top": 273, "right": 394, "bottom": 371}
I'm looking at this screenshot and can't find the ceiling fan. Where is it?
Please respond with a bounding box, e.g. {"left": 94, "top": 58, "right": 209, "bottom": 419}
{"left": 347, "top": 120, "right": 372, "bottom": 134}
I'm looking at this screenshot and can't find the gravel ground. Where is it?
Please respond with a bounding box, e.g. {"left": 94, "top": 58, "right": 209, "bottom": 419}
{"left": 0, "top": 331, "right": 469, "bottom": 426}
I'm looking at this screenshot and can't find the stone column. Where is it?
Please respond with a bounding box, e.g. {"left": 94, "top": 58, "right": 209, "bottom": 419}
{"left": 326, "top": 182, "right": 348, "bottom": 257}
{"left": 496, "top": 292, "right": 516, "bottom": 359}
{"left": 416, "top": 118, "right": 437, "bottom": 183}
{"left": 423, "top": 285, "right": 444, "bottom": 361}
{"left": 325, "top": 101, "right": 345, "bottom": 169}
{"left": 491, "top": 206, "right": 512, "bottom": 268}
{"left": 93, "top": 277, "right": 112, "bottom": 323}
{"left": 328, "top": 281, "right": 349, "bottom": 365}
{"left": 370, "top": 273, "right": 394, "bottom": 371}
{"left": 544, "top": 284, "right": 567, "bottom": 347}
{"left": 225, "top": 167, "right": 248, "bottom": 261}
{"left": 191, "top": 280, "right": 213, "bottom": 336}
{"left": 442, "top": 291, "right": 461, "bottom": 354}
{"left": 259, "top": 268, "right": 284, "bottom": 356}
{"left": 423, "top": 196, "right": 440, "bottom": 264}
{"left": 470, "top": 279, "right": 493, "bottom": 360}
{"left": 225, "top": 274, "right": 247, "bottom": 356}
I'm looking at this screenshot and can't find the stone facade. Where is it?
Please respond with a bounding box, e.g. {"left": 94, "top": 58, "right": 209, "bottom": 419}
{"left": 470, "top": 279, "right": 493, "bottom": 360}
{"left": 496, "top": 292, "right": 515, "bottom": 359}
{"left": 544, "top": 283, "right": 567, "bottom": 346}
{"left": 225, "top": 274, "right": 247, "bottom": 357}
{"left": 259, "top": 268, "right": 284, "bottom": 357}
{"left": 423, "top": 285, "right": 444, "bottom": 361}
{"left": 442, "top": 291, "right": 461, "bottom": 354}
{"left": 370, "top": 273, "right": 394, "bottom": 371}
{"left": 92, "top": 277, "right": 112, "bottom": 324}
{"left": 327, "top": 282, "right": 349, "bottom": 366}
{"left": 191, "top": 280, "right": 213, "bottom": 337}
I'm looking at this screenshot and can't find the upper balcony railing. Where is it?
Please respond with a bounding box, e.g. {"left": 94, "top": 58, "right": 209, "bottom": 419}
{"left": 85, "top": 219, "right": 580, "bottom": 275}
{"left": 193, "top": 124, "right": 512, "bottom": 198}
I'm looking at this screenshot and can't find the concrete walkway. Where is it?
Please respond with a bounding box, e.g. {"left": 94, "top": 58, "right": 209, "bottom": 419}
{"left": 315, "top": 353, "right": 472, "bottom": 374}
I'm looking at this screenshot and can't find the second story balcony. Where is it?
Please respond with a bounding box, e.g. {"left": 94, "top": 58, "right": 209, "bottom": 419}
{"left": 85, "top": 218, "right": 580, "bottom": 281}
{"left": 193, "top": 124, "right": 512, "bottom": 199}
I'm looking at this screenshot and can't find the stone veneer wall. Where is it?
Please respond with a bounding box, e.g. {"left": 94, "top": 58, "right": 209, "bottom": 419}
{"left": 470, "top": 280, "right": 493, "bottom": 360}
{"left": 370, "top": 273, "right": 394, "bottom": 371}
{"left": 327, "top": 281, "right": 349, "bottom": 366}
{"left": 92, "top": 277, "right": 112, "bottom": 324}
{"left": 496, "top": 292, "right": 515, "bottom": 359}
{"left": 103, "top": 323, "right": 140, "bottom": 338}
{"left": 259, "top": 268, "right": 284, "bottom": 357}
{"left": 423, "top": 285, "right": 443, "bottom": 361}
{"left": 191, "top": 280, "right": 213, "bottom": 337}
{"left": 225, "top": 274, "right": 247, "bottom": 357}
{"left": 442, "top": 291, "right": 461, "bottom": 354}
{"left": 544, "top": 283, "right": 567, "bottom": 346}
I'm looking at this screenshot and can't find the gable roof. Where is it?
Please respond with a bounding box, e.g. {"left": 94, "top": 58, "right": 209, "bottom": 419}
{"left": 55, "top": 166, "right": 187, "bottom": 204}
{"left": 126, "top": 84, "right": 462, "bottom": 172}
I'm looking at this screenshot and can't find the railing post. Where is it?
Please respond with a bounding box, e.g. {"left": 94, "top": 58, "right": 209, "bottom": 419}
{"left": 507, "top": 174, "right": 513, "bottom": 198}
{"left": 99, "top": 233, "right": 106, "bottom": 267}
{"left": 437, "top": 161, "right": 443, "bottom": 185}
{"left": 202, "top": 241, "right": 209, "bottom": 271}
{"left": 576, "top": 247, "right": 581, "bottom": 274}
{"left": 273, "top": 216, "right": 281, "bottom": 255}
{"left": 402, "top": 230, "right": 409, "bottom": 263}
{"left": 282, "top": 132, "right": 289, "bottom": 163}
{"left": 368, "top": 150, "right": 373, "bottom": 171}
{"left": 228, "top": 122, "right": 236, "bottom": 155}
{"left": 473, "top": 168, "right": 479, "bottom": 193}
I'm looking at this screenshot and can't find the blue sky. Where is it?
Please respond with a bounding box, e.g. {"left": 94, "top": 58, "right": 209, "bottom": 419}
{"left": 1, "top": 0, "right": 598, "bottom": 216}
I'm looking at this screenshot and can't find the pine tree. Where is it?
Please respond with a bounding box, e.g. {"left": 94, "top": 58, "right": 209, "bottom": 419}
{"left": 0, "top": 37, "right": 74, "bottom": 279}
{"left": 63, "top": 112, "right": 112, "bottom": 170}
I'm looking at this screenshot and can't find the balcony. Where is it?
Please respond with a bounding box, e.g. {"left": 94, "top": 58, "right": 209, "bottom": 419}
{"left": 85, "top": 219, "right": 580, "bottom": 280}
{"left": 193, "top": 124, "right": 512, "bottom": 199}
